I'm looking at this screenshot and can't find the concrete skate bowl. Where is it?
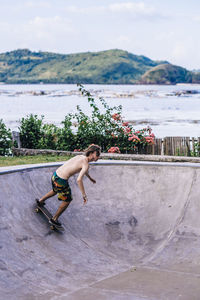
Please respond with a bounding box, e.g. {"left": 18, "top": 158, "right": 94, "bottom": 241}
{"left": 1, "top": 160, "right": 200, "bottom": 300}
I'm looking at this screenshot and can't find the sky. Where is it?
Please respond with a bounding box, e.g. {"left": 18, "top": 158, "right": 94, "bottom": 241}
{"left": 0, "top": 0, "right": 200, "bottom": 70}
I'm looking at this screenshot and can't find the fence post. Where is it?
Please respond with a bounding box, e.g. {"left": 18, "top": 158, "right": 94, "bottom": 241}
{"left": 12, "top": 131, "right": 21, "bottom": 148}
{"left": 161, "top": 138, "right": 164, "bottom": 155}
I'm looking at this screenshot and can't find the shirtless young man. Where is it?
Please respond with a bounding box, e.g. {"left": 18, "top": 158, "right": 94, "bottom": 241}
{"left": 36, "top": 144, "right": 101, "bottom": 227}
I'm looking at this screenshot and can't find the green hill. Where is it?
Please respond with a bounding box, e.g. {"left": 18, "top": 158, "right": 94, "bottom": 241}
{"left": 0, "top": 49, "right": 167, "bottom": 84}
{"left": 0, "top": 48, "right": 199, "bottom": 84}
{"left": 191, "top": 71, "right": 200, "bottom": 83}
{"left": 140, "top": 64, "right": 193, "bottom": 84}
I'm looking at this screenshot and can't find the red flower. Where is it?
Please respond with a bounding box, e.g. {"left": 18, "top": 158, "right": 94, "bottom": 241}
{"left": 144, "top": 136, "right": 154, "bottom": 145}
{"left": 111, "top": 133, "right": 118, "bottom": 138}
{"left": 123, "top": 127, "right": 131, "bottom": 134}
{"left": 128, "top": 134, "right": 140, "bottom": 142}
{"left": 122, "top": 122, "right": 129, "bottom": 127}
{"left": 108, "top": 147, "right": 121, "bottom": 153}
{"left": 112, "top": 113, "right": 121, "bottom": 121}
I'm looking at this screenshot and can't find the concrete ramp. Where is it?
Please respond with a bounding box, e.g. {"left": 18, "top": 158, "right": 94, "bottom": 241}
{"left": 1, "top": 160, "right": 200, "bottom": 299}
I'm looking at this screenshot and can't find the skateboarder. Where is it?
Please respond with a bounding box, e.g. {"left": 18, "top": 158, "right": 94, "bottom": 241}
{"left": 36, "top": 144, "right": 101, "bottom": 227}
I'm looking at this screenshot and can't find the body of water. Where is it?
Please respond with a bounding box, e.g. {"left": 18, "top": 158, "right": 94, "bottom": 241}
{"left": 1, "top": 83, "right": 200, "bottom": 138}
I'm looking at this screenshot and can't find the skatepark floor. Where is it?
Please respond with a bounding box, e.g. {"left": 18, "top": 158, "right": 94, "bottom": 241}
{"left": 1, "top": 160, "right": 200, "bottom": 300}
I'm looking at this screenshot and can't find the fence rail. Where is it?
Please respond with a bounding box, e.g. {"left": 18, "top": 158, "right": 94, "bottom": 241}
{"left": 146, "top": 137, "right": 200, "bottom": 156}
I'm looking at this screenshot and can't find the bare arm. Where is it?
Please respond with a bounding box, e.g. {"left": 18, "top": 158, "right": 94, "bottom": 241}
{"left": 86, "top": 171, "right": 96, "bottom": 184}
{"left": 77, "top": 163, "right": 89, "bottom": 204}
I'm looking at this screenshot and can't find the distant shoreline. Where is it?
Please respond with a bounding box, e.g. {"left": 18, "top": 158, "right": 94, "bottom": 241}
{"left": 0, "top": 82, "right": 200, "bottom": 86}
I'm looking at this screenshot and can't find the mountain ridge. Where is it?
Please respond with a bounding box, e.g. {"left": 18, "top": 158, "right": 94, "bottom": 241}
{"left": 0, "top": 48, "right": 199, "bottom": 84}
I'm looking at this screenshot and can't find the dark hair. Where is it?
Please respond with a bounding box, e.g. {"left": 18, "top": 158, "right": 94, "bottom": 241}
{"left": 84, "top": 144, "right": 101, "bottom": 157}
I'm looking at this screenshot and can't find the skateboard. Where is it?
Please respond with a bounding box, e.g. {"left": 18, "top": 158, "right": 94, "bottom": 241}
{"left": 35, "top": 204, "right": 65, "bottom": 231}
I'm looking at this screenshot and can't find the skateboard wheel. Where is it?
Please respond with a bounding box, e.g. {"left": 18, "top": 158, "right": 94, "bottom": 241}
{"left": 35, "top": 208, "right": 39, "bottom": 213}
{"left": 50, "top": 225, "right": 55, "bottom": 230}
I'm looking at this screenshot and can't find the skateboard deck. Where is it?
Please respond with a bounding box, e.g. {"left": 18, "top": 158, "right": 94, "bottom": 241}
{"left": 35, "top": 204, "right": 65, "bottom": 231}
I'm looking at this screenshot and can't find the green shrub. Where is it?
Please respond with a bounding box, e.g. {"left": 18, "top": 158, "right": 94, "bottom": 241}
{"left": 73, "top": 84, "right": 155, "bottom": 153}
{"left": 57, "top": 115, "right": 75, "bottom": 151}
{"left": 73, "top": 84, "right": 123, "bottom": 151}
{"left": 19, "top": 114, "right": 75, "bottom": 151}
{"left": 0, "top": 119, "right": 12, "bottom": 156}
{"left": 38, "top": 123, "right": 60, "bottom": 150}
{"left": 190, "top": 142, "right": 200, "bottom": 157}
{"left": 19, "top": 114, "right": 44, "bottom": 149}
{"left": 17, "top": 85, "right": 155, "bottom": 153}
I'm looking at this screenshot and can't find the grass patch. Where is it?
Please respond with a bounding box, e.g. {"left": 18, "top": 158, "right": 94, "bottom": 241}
{"left": 0, "top": 155, "right": 72, "bottom": 167}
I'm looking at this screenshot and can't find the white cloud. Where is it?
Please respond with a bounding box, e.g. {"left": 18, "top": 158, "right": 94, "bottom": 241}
{"left": 25, "top": 1, "right": 51, "bottom": 8}
{"left": 108, "top": 2, "right": 154, "bottom": 15}
{"left": 64, "top": 2, "right": 157, "bottom": 17}
{"left": 64, "top": 5, "right": 105, "bottom": 14}
{"left": 0, "top": 16, "right": 77, "bottom": 53}
{"left": 27, "top": 16, "right": 75, "bottom": 39}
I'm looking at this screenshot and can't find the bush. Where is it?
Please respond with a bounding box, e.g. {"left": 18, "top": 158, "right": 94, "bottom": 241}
{"left": 57, "top": 115, "right": 75, "bottom": 151}
{"left": 73, "top": 84, "right": 123, "bottom": 151}
{"left": 17, "top": 85, "right": 155, "bottom": 154}
{"left": 19, "top": 114, "right": 75, "bottom": 151}
{"left": 74, "top": 84, "right": 155, "bottom": 153}
{"left": 19, "top": 114, "right": 64, "bottom": 150}
{"left": 0, "top": 119, "right": 12, "bottom": 155}
{"left": 38, "top": 123, "right": 60, "bottom": 150}
{"left": 19, "top": 114, "right": 44, "bottom": 149}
